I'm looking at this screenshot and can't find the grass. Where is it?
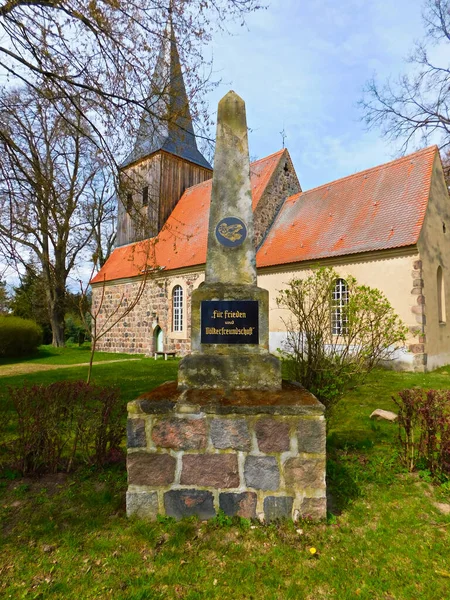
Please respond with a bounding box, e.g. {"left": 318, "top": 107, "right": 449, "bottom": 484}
{"left": 1, "top": 349, "right": 450, "bottom": 599}
{"left": 0, "top": 343, "right": 143, "bottom": 367}
{"left": 0, "top": 347, "right": 178, "bottom": 401}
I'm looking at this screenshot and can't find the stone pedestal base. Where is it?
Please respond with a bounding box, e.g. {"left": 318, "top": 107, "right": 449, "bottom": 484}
{"left": 178, "top": 353, "right": 281, "bottom": 390}
{"left": 126, "top": 381, "right": 326, "bottom": 522}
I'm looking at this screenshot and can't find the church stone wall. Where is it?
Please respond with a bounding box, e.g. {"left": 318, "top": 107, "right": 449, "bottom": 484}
{"left": 254, "top": 150, "right": 301, "bottom": 248}
{"left": 92, "top": 270, "right": 204, "bottom": 356}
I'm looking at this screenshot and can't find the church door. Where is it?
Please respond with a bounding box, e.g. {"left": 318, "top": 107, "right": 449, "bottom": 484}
{"left": 154, "top": 326, "right": 164, "bottom": 352}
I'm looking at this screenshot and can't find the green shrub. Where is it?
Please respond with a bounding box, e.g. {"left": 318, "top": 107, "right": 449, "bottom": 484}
{"left": 277, "top": 267, "right": 408, "bottom": 412}
{"left": 7, "top": 380, "right": 124, "bottom": 474}
{"left": 65, "top": 313, "right": 90, "bottom": 345}
{"left": 0, "top": 316, "right": 43, "bottom": 357}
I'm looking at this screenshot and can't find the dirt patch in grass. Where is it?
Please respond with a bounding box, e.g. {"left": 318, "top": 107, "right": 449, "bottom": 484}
{"left": 0, "top": 358, "right": 141, "bottom": 378}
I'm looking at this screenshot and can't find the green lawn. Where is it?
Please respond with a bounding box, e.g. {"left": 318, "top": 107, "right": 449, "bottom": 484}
{"left": 0, "top": 346, "right": 178, "bottom": 402}
{"left": 0, "top": 343, "right": 144, "bottom": 367}
{"left": 1, "top": 350, "right": 450, "bottom": 599}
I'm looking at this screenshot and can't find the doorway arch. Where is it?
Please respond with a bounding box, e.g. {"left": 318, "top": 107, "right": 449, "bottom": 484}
{"left": 153, "top": 326, "right": 164, "bottom": 352}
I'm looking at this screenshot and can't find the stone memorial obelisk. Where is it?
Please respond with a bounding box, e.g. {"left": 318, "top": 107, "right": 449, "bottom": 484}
{"left": 125, "top": 91, "right": 326, "bottom": 523}
{"left": 178, "top": 91, "right": 281, "bottom": 391}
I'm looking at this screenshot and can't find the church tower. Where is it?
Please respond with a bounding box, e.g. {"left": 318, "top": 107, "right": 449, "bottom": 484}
{"left": 116, "top": 19, "right": 213, "bottom": 247}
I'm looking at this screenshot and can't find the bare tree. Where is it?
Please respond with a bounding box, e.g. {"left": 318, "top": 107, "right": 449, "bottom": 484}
{"left": 0, "top": 85, "right": 112, "bottom": 346}
{"left": 0, "top": 0, "right": 264, "bottom": 170}
{"left": 86, "top": 167, "right": 116, "bottom": 269}
{"left": 78, "top": 238, "right": 159, "bottom": 384}
{"left": 360, "top": 0, "right": 450, "bottom": 153}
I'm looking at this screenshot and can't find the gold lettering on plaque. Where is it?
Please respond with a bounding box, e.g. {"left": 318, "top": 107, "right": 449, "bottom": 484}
{"left": 205, "top": 327, "right": 254, "bottom": 335}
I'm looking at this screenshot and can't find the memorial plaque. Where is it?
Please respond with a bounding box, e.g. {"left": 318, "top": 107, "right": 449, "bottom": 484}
{"left": 201, "top": 300, "right": 259, "bottom": 344}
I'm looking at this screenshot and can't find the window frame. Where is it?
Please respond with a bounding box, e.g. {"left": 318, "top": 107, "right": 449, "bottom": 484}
{"left": 331, "top": 278, "right": 349, "bottom": 336}
{"left": 437, "top": 265, "right": 446, "bottom": 324}
{"left": 172, "top": 285, "right": 183, "bottom": 333}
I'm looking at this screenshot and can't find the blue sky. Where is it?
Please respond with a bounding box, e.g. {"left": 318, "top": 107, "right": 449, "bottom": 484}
{"left": 1, "top": 0, "right": 443, "bottom": 288}
{"left": 205, "top": 0, "right": 431, "bottom": 191}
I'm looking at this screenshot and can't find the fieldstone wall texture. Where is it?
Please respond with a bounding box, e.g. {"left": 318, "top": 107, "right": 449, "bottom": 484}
{"left": 91, "top": 272, "right": 201, "bottom": 355}
{"left": 409, "top": 258, "right": 427, "bottom": 371}
{"left": 253, "top": 150, "right": 301, "bottom": 248}
{"left": 126, "top": 391, "right": 326, "bottom": 522}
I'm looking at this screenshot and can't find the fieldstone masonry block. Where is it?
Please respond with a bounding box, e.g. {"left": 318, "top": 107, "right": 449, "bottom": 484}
{"left": 127, "top": 452, "right": 176, "bottom": 486}
{"left": 181, "top": 454, "right": 239, "bottom": 488}
{"left": 255, "top": 418, "right": 290, "bottom": 453}
{"left": 244, "top": 456, "right": 280, "bottom": 490}
{"left": 300, "top": 497, "right": 327, "bottom": 520}
{"left": 164, "top": 490, "right": 215, "bottom": 520}
{"left": 264, "top": 496, "right": 294, "bottom": 522}
{"left": 127, "top": 418, "right": 146, "bottom": 448}
{"left": 297, "top": 419, "right": 326, "bottom": 454}
{"left": 409, "top": 343, "right": 425, "bottom": 354}
{"left": 152, "top": 417, "right": 207, "bottom": 450}
{"left": 219, "top": 492, "right": 257, "bottom": 519}
{"left": 411, "top": 305, "right": 425, "bottom": 315}
{"left": 126, "top": 491, "right": 158, "bottom": 520}
{"left": 210, "top": 418, "right": 251, "bottom": 450}
{"left": 284, "top": 457, "right": 326, "bottom": 490}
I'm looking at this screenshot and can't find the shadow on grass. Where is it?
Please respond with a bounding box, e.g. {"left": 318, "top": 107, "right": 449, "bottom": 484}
{"left": 326, "top": 453, "right": 361, "bottom": 516}
{"left": 325, "top": 430, "right": 378, "bottom": 516}
{"left": 0, "top": 346, "right": 54, "bottom": 367}
{"left": 0, "top": 463, "right": 128, "bottom": 543}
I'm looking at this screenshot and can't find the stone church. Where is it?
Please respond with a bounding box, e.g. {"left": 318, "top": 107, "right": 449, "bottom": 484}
{"left": 91, "top": 24, "right": 450, "bottom": 372}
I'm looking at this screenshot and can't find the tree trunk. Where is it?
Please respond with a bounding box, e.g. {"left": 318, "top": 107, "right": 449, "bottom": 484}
{"left": 48, "top": 270, "right": 67, "bottom": 347}
{"left": 50, "top": 299, "right": 66, "bottom": 346}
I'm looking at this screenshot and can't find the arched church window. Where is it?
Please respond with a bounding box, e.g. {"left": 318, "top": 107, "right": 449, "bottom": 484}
{"left": 437, "top": 265, "right": 446, "bottom": 324}
{"left": 172, "top": 285, "right": 183, "bottom": 332}
{"left": 332, "top": 278, "right": 349, "bottom": 335}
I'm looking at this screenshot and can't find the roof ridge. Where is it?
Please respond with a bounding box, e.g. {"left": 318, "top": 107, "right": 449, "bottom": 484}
{"left": 298, "top": 145, "right": 438, "bottom": 197}
{"left": 182, "top": 149, "right": 286, "bottom": 193}
{"left": 250, "top": 148, "right": 285, "bottom": 165}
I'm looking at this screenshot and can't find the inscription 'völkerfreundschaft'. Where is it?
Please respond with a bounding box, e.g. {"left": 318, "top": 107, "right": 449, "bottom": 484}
{"left": 205, "top": 327, "right": 255, "bottom": 335}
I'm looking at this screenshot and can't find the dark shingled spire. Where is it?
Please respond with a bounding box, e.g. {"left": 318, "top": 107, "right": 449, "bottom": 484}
{"left": 122, "top": 19, "right": 211, "bottom": 170}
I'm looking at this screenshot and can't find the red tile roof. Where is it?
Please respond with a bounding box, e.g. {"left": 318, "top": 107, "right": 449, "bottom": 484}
{"left": 258, "top": 146, "right": 437, "bottom": 268}
{"left": 91, "top": 150, "right": 286, "bottom": 283}
{"left": 91, "top": 146, "right": 437, "bottom": 284}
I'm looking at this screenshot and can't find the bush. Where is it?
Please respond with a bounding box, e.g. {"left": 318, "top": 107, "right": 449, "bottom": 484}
{"left": 65, "top": 313, "right": 90, "bottom": 345}
{"left": 277, "top": 267, "right": 408, "bottom": 411}
{"left": 0, "top": 316, "right": 43, "bottom": 357}
{"left": 393, "top": 389, "right": 450, "bottom": 478}
{"left": 7, "top": 380, "right": 124, "bottom": 474}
